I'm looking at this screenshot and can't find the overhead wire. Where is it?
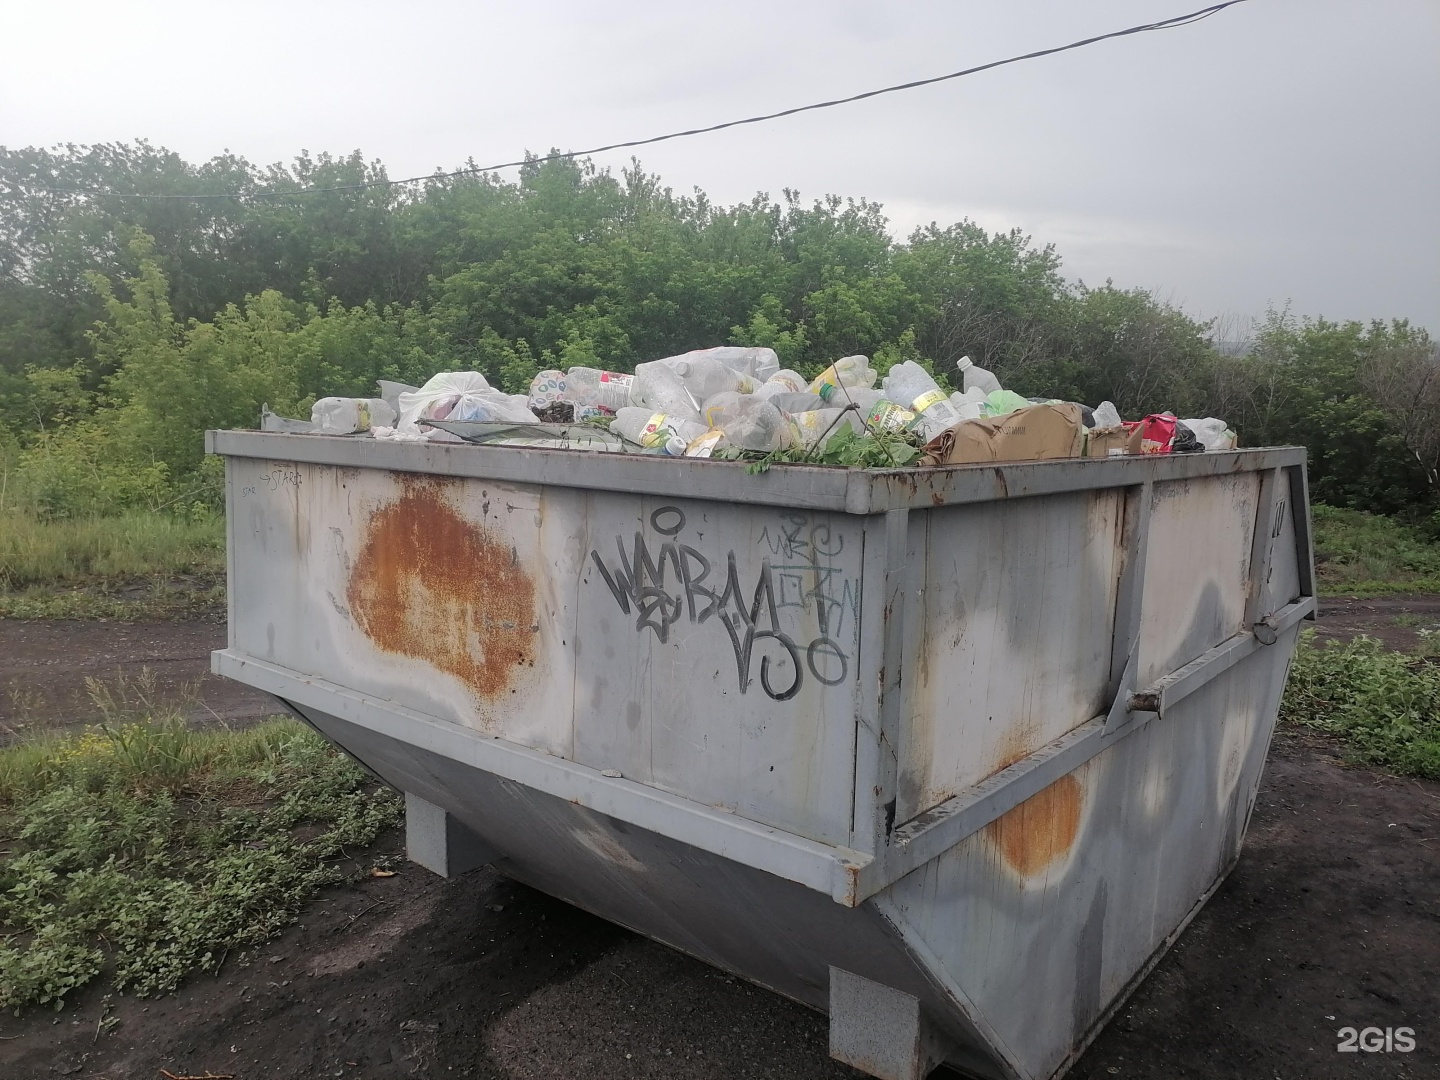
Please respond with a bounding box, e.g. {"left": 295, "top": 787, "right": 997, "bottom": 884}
{"left": 11, "top": 1, "right": 1253, "bottom": 202}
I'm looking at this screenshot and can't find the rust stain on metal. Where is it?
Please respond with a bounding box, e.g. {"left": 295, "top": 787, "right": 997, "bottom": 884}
{"left": 347, "top": 478, "right": 537, "bottom": 700}
{"left": 985, "top": 774, "right": 1082, "bottom": 877}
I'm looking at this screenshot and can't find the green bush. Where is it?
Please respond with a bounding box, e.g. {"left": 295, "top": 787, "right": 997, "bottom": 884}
{"left": 1281, "top": 630, "right": 1440, "bottom": 779}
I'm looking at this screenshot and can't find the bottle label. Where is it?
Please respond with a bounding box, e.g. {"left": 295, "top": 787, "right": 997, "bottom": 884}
{"left": 600, "top": 371, "right": 633, "bottom": 386}
{"left": 809, "top": 365, "right": 840, "bottom": 400}
{"left": 640, "top": 413, "right": 673, "bottom": 448}
{"left": 866, "top": 401, "right": 915, "bottom": 434}
{"left": 911, "top": 389, "right": 948, "bottom": 414}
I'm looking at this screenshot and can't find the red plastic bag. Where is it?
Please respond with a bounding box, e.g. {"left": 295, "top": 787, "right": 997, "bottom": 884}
{"left": 1123, "top": 414, "right": 1177, "bottom": 454}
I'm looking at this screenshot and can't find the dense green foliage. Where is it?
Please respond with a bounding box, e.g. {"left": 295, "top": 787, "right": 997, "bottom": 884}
{"left": 1311, "top": 505, "right": 1440, "bottom": 596}
{"left": 0, "top": 715, "right": 401, "bottom": 1010}
{"left": 1282, "top": 631, "right": 1440, "bottom": 779}
{"left": 1, "top": 142, "right": 1435, "bottom": 519}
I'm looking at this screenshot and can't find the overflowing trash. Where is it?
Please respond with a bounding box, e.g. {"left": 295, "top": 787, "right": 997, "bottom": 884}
{"left": 259, "top": 345, "right": 1239, "bottom": 468}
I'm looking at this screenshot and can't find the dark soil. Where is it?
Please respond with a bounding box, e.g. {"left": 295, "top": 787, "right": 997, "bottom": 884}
{"left": 1311, "top": 595, "right": 1440, "bottom": 652}
{"left": 0, "top": 619, "right": 275, "bottom": 740}
{"left": 0, "top": 728, "right": 1432, "bottom": 1080}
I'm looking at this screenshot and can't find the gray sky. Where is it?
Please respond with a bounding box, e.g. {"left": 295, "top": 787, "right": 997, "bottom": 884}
{"left": 3, "top": 0, "right": 1437, "bottom": 332}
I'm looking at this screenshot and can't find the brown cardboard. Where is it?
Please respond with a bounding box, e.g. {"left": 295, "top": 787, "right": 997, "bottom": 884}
{"left": 921, "top": 403, "right": 1086, "bottom": 466}
{"left": 1085, "top": 424, "right": 1141, "bottom": 458}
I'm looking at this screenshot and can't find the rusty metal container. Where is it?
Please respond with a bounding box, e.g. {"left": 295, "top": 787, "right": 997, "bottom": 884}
{"left": 208, "top": 431, "right": 1313, "bottom": 1080}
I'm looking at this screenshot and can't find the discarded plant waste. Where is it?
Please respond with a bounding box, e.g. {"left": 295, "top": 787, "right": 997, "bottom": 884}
{"left": 262, "top": 344, "right": 1238, "bottom": 467}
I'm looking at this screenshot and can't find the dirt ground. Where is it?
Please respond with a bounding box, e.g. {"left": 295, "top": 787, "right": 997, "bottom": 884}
{"left": 0, "top": 601, "right": 1436, "bottom": 1079}
{"left": 0, "top": 618, "right": 274, "bottom": 738}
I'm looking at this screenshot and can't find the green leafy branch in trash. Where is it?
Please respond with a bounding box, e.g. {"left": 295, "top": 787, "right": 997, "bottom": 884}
{"left": 734, "top": 421, "right": 922, "bottom": 474}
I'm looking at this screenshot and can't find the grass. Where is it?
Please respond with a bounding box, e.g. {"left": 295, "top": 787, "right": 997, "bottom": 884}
{"left": 1281, "top": 629, "right": 1440, "bottom": 779}
{"left": 0, "top": 700, "right": 401, "bottom": 1011}
{"left": 1312, "top": 504, "right": 1440, "bottom": 597}
{"left": 0, "top": 509, "right": 225, "bottom": 620}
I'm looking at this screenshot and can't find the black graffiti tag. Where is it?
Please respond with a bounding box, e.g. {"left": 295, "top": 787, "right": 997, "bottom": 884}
{"left": 589, "top": 506, "right": 851, "bottom": 701}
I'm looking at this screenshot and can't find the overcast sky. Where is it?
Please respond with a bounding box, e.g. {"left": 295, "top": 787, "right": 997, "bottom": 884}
{"left": 3, "top": 0, "right": 1436, "bottom": 333}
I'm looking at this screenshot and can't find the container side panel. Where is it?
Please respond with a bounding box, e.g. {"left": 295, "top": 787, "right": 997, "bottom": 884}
{"left": 1261, "top": 479, "right": 1303, "bottom": 616}
{"left": 573, "top": 498, "right": 864, "bottom": 847}
{"left": 898, "top": 490, "right": 1125, "bottom": 823}
{"left": 1137, "top": 473, "right": 1260, "bottom": 687}
{"left": 229, "top": 459, "right": 580, "bottom": 755}
{"left": 883, "top": 623, "right": 1296, "bottom": 1080}
{"left": 289, "top": 707, "right": 1012, "bottom": 1079}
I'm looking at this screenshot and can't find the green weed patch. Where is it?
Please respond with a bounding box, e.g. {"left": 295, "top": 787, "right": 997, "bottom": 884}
{"left": 1281, "top": 630, "right": 1440, "bottom": 779}
{"left": 0, "top": 718, "right": 401, "bottom": 1011}
{"left": 1312, "top": 505, "right": 1440, "bottom": 597}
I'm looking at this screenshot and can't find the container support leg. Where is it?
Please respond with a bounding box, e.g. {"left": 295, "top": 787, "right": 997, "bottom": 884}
{"left": 829, "top": 967, "right": 952, "bottom": 1080}
{"left": 405, "top": 792, "right": 494, "bottom": 878}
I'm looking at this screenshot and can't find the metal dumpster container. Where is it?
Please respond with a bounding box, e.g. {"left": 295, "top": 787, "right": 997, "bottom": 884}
{"left": 208, "top": 431, "right": 1313, "bottom": 1080}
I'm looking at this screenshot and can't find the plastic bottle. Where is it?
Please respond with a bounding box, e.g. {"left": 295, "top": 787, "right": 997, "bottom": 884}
{"left": 527, "top": 370, "right": 567, "bottom": 412}
{"left": 311, "top": 397, "right": 396, "bottom": 434}
{"left": 672, "top": 355, "right": 748, "bottom": 401}
{"left": 957, "top": 355, "right": 1002, "bottom": 396}
{"left": 665, "top": 346, "right": 780, "bottom": 385}
{"left": 786, "top": 408, "right": 863, "bottom": 452}
{"left": 1092, "top": 401, "right": 1123, "bottom": 429}
{"left": 880, "top": 361, "right": 963, "bottom": 441}
{"left": 753, "top": 369, "right": 811, "bottom": 399}
{"left": 864, "top": 399, "right": 917, "bottom": 434}
{"left": 700, "top": 392, "right": 787, "bottom": 452}
{"left": 564, "top": 367, "right": 635, "bottom": 412}
{"left": 763, "top": 391, "right": 827, "bottom": 414}
{"left": 810, "top": 356, "right": 878, "bottom": 402}
{"left": 946, "top": 390, "right": 984, "bottom": 423}
{"left": 611, "top": 407, "right": 708, "bottom": 455}
{"left": 632, "top": 357, "right": 742, "bottom": 418}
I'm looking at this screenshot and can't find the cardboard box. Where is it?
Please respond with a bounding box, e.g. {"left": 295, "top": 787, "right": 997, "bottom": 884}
{"left": 1085, "top": 424, "right": 1140, "bottom": 458}
{"left": 921, "top": 403, "right": 1086, "bottom": 466}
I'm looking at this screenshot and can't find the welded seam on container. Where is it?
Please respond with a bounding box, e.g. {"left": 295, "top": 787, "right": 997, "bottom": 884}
{"left": 211, "top": 649, "right": 873, "bottom": 904}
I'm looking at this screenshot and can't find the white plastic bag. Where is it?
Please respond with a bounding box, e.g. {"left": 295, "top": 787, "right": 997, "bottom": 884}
{"left": 1179, "top": 418, "right": 1238, "bottom": 451}
{"left": 396, "top": 371, "right": 539, "bottom": 434}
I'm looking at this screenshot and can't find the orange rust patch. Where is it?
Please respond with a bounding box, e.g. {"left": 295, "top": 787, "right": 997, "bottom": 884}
{"left": 985, "top": 774, "right": 1082, "bottom": 877}
{"left": 347, "top": 479, "right": 536, "bottom": 701}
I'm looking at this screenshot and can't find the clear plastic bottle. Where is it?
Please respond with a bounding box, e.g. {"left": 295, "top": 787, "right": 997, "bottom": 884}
{"left": 786, "top": 408, "right": 863, "bottom": 452}
{"left": 611, "top": 407, "right": 707, "bottom": 455}
{"left": 947, "top": 387, "right": 986, "bottom": 423}
{"left": 672, "top": 355, "right": 747, "bottom": 402}
{"left": 700, "top": 392, "right": 787, "bottom": 452}
{"left": 311, "top": 397, "right": 396, "bottom": 434}
{"left": 564, "top": 367, "right": 635, "bottom": 412}
{"left": 881, "top": 360, "right": 962, "bottom": 441}
{"left": 763, "top": 391, "right": 827, "bottom": 414}
{"left": 810, "top": 355, "right": 878, "bottom": 402}
{"left": 957, "top": 355, "right": 1002, "bottom": 396}
{"left": 665, "top": 346, "right": 780, "bottom": 385}
{"left": 753, "top": 369, "right": 811, "bottom": 399}
{"left": 629, "top": 363, "right": 699, "bottom": 419}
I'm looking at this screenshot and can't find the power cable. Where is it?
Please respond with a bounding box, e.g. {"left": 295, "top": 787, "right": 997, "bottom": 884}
{"left": 10, "top": 1, "right": 1252, "bottom": 202}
